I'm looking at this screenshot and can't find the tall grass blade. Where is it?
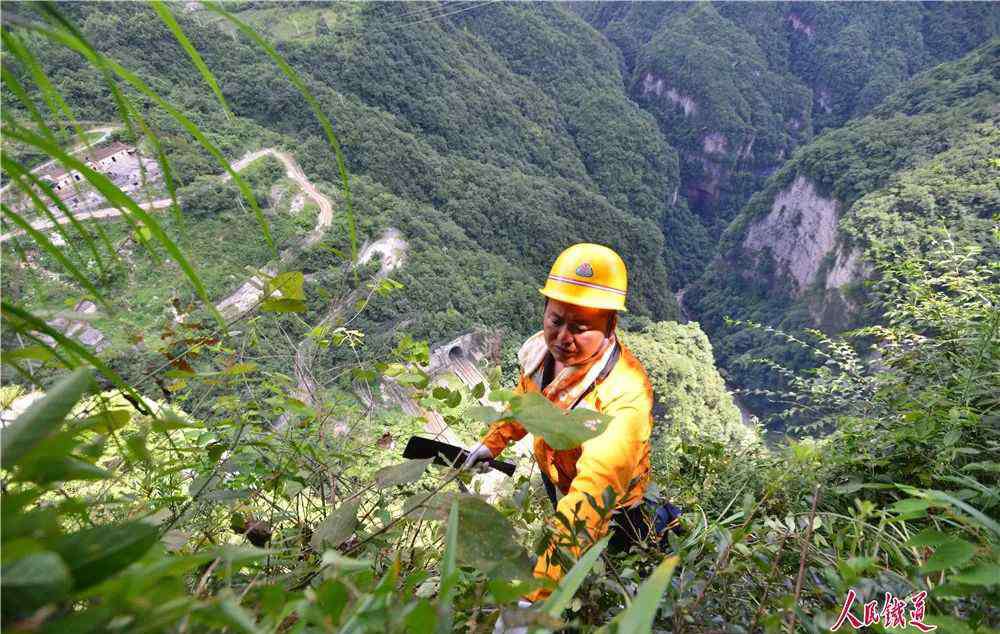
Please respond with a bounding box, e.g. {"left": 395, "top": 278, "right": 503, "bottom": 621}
{"left": 1, "top": 301, "right": 142, "bottom": 404}
{"left": 203, "top": 1, "right": 356, "bottom": 262}
{"left": 1, "top": 29, "right": 81, "bottom": 138}
{"left": 27, "top": 7, "right": 275, "bottom": 256}
{"left": 600, "top": 555, "right": 678, "bottom": 634}
{"left": 435, "top": 500, "right": 459, "bottom": 634}
{"left": 3, "top": 155, "right": 107, "bottom": 274}
{"left": 150, "top": 0, "right": 232, "bottom": 119}
{"left": 0, "top": 63, "right": 55, "bottom": 141}
{"left": 4, "top": 121, "right": 224, "bottom": 326}
{"left": 1, "top": 204, "right": 109, "bottom": 310}
{"left": 541, "top": 535, "right": 611, "bottom": 618}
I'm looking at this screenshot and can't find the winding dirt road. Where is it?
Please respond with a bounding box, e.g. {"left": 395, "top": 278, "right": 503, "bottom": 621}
{"left": 215, "top": 148, "right": 336, "bottom": 318}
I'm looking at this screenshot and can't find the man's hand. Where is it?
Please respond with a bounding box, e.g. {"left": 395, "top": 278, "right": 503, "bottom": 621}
{"left": 493, "top": 600, "right": 533, "bottom": 634}
{"left": 462, "top": 442, "right": 493, "bottom": 472}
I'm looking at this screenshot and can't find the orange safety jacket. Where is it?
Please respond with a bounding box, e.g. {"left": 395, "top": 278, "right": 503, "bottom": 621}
{"left": 480, "top": 331, "right": 654, "bottom": 601}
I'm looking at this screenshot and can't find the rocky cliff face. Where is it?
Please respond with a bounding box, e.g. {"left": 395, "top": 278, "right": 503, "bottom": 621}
{"left": 739, "top": 175, "right": 875, "bottom": 330}
{"left": 742, "top": 176, "right": 840, "bottom": 295}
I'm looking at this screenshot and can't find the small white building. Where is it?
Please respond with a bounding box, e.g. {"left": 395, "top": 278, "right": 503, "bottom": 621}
{"left": 39, "top": 141, "right": 135, "bottom": 196}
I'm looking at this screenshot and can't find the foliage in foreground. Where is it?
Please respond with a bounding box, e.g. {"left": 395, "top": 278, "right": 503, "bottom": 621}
{"left": 1, "top": 3, "right": 998, "bottom": 633}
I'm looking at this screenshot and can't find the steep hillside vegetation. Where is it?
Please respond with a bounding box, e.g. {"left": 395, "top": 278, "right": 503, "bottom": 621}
{"left": 2, "top": 4, "right": 999, "bottom": 633}
{"left": 575, "top": 1, "right": 999, "bottom": 238}
{"left": 686, "top": 40, "right": 1000, "bottom": 418}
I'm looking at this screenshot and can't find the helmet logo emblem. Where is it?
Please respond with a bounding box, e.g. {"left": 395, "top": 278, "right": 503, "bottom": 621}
{"left": 575, "top": 262, "right": 594, "bottom": 278}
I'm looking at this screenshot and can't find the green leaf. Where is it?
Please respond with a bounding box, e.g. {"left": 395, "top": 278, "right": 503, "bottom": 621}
{"left": 396, "top": 370, "right": 430, "bottom": 388}
{"left": 467, "top": 405, "right": 504, "bottom": 424}
{"left": 432, "top": 387, "right": 450, "bottom": 400}
{"left": 0, "top": 551, "right": 72, "bottom": 616}
{"left": 17, "top": 455, "right": 110, "bottom": 484}
{"left": 374, "top": 458, "right": 432, "bottom": 489}
{"left": 405, "top": 600, "right": 438, "bottom": 633}
{"left": 261, "top": 298, "right": 307, "bottom": 313}
{"left": 952, "top": 562, "right": 1000, "bottom": 586}
{"left": 905, "top": 529, "right": 951, "bottom": 548}
{"left": 311, "top": 500, "right": 360, "bottom": 552}
{"left": 223, "top": 362, "right": 258, "bottom": 376}
{"left": 2, "top": 344, "right": 57, "bottom": 365}
{"left": 1, "top": 368, "right": 93, "bottom": 470}
{"left": 919, "top": 614, "right": 976, "bottom": 634}
{"left": 266, "top": 271, "right": 305, "bottom": 301}
{"left": 152, "top": 408, "right": 197, "bottom": 432}
{"left": 472, "top": 382, "right": 486, "bottom": 399}
{"left": 603, "top": 555, "right": 679, "bottom": 634}
{"left": 508, "top": 392, "right": 611, "bottom": 450}
{"left": 320, "top": 551, "right": 372, "bottom": 572}
{"left": 891, "top": 498, "right": 934, "bottom": 516}
{"left": 78, "top": 408, "right": 131, "bottom": 434}
{"left": 216, "top": 597, "right": 265, "bottom": 634}
{"left": 455, "top": 496, "right": 534, "bottom": 581}
{"left": 541, "top": 535, "right": 611, "bottom": 618}
{"left": 436, "top": 500, "right": 459, "bottom": 634}
{"left": 922, "top": 538, "right": 977, "bottom": 573}
{"left": 52, "top": 521, "right": 159, "bottom": 589}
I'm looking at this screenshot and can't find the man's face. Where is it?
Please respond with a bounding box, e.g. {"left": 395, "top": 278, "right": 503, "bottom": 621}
{"left": 542, "top": 299, "right": 615, "bottom": 366}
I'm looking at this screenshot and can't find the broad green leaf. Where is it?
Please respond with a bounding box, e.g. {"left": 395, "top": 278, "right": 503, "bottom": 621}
{"left": 602, "top": 555, "right": 678, "bottom": 634}
{"left": 216, "top": 597, "right": 265, "bottom": 634}
{"left": 472, "top": 382, "right": 486, "bottom": 399}
{"left": 52, "top": 521, "right": 159, "bottom": 589}
{"left": 905, "top": 529, "right": 951, "bottom": 548}
{"left": 321, "top": 551, "right": 372, "bottom": 572}
{"left": 1, "top": 345, "right": 56, "bottom": 364}
{"left": 311, "top": 500, "right": 360, "bottom": 552}
{"left": 541, "top": 535, "right": 610, "bottom": 618}
{"left": 223, "top": 362, "right": 258, "bottom": 376}
{"left": 455, "top": 496, "right": 534, "bottom": 581}
{"left": 919, "top": 614, "right": 976, "bottom": 634}
{"left": 18, "top": 455, "right": 110, "bottom": 484}
{"left": 1, "top": 368, "right": 93, "bottom": 469}
{"left": 922, "top": 538, "right": 977, "bottom": 572}
{"left": 952, "top": 562, "right": 1000, "bottom": 586}
{"left": 508, "top": 392, "right": 611, "bottom": 450}
{"left": 266, "top": 271, "right": 305, "bottom": 301}
{"left": 891, "top": 498, "right": 934, "bottom": 516}
{"left": 78, "top": 408, "right": 132, "bottom": 434}
{"left": 406, "top": 600, "right": 438, "bottom": 633}
{"left": 374, "top": 458, "right": 432, "bottom": 489}
{"left": 467, "top": 405, "right": 504, "bottom": 424}
{"left": 152, "top": 408, "right": 197, "bottom": 432}
{"left": 0, "top": 551, "right": 72, "bottom": 615}
{"left": 260, "top": 298, "right": 306, "bottom": 313}
{"left": 403, "top": 490, "right": 459, "bottom": 521}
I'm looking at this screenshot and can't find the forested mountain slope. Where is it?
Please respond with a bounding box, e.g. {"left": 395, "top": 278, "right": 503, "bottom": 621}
{"left": 574, "top": 1, "right": 999, "bottom": 238}
{"left": 686, "top": 40, "right": 1000, "bottom": 417}
{"left": 2, "top": 3, "right": 999, "bottom": 632}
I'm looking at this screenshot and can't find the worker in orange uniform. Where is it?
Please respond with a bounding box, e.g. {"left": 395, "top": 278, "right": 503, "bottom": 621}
{"left": 462, "top": 243, "right": 656, "bottom": 609}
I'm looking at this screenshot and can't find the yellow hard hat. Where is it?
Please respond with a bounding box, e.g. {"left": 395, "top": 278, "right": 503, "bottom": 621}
{"left": 539, "top": 243, "right": 628, "bottom": 312}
